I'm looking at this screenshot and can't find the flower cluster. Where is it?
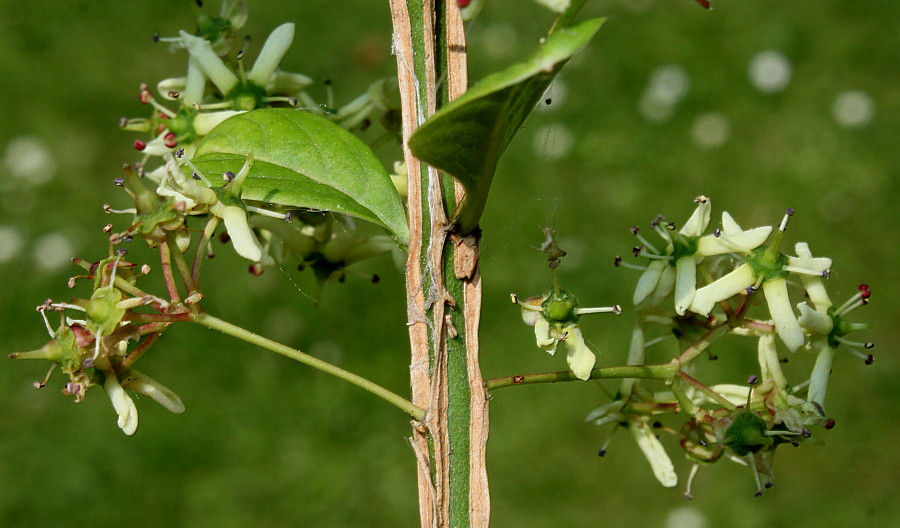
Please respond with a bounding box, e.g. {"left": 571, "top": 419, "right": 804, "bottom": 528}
{"left": 10, "top": 254, "right": 185, "bottom": 435}
{"left": 514, "top": 229, "right": 621, "bottom": 380}
{"left": 583, "top": 196, "right": 875, "bottom": 497}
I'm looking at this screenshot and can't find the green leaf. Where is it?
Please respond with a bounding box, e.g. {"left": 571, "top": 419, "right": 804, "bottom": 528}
{"left": 192, "top": 108, "right": 409, "bottom": 246}
{"left": 408, "top": 17, "right": 604, "bottom": 235}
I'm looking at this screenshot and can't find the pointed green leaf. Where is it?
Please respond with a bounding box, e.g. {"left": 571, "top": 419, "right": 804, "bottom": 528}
{"left": 408, "top": 17, "right": 604, "bottom": 235}
{"left": 192, "top": 108, "right": 409, "bottom": 246}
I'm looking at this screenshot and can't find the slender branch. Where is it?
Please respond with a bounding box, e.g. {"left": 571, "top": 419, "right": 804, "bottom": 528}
{"left": 486, "top": 362, "right": 680, "bottom": 392}
{"left": 678, "top": 371, "right": 737, "bottom": 410}
{"left": 191, "top": 312, "right": 426, "bottom": 420}
{"left": 159, "top": 241, "right": 182, "bottom": 303}
{"left": 675, "top": 323, "right": 730, "bottom": 365}
{"left": 192, "top": 216, "right": 219, "bottom": 287}
{"left": 165, "top": 230, "right": 199, "bottom": 296}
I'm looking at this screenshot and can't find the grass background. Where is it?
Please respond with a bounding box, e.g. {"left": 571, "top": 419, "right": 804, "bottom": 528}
{"left": 0, "top": 0, "right": 897, "bottom": 526}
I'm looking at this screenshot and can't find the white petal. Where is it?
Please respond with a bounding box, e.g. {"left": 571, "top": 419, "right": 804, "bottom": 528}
{"left": 248, "top": 23, "right": 295, "bottom": 86}
{"left": 708, "top": 384, "right": 753, "bottom": 406}
{"left": 181, "top": 58, "right": 207, "bottom": 106}
{"left": 564, "top": 327, "right": 596, "bottom": 381}
{"left": 585, "top": 400, "right": 626, "bottom": 425}
{"left": 619, "top": 323, "right": 645, "bottom": 398}
{"left": 628, "top": 417, "right": 678, "bottom": 487}
{"left": 757, "top": 333, "right": 787, "bottom": 388}
{"left": 193, "top": 110, "right": 245, "bottom": 135}
{"left": 679, "top": 197, "right": 711, "bottom": 237}
{"left": 179, "top": 31, "right": 239, "bottom": 94}
{"left": 646, "top": 264, "right": 676, "bottom": 307}
{"left": 215, "top": 204, "right": 264, "bottom": 262}
{"left": 633, "top": 260, "right": 665, "bottom": 305}
{"left": 797, "top": 302, "right": 834, "bottom": 335}
{"left": 121, "top": 370, "right": 185, "bottom": 414}
{"left": 266, "top": 70, "right": 314, "bottom": 94}
{"left": 534, "top": 319, "right": 558, "bottom": 353}
{"left": 674, "top": 257, "right": 697, "bottom": 315}
{"left": 762, "top": 279, "right": 804, "bottom": 352}
{"left": 697, "top": 226, "right": 772, "bottom": 255}
{"left": 690, "top": 263, "right": 756, "bottom": 316}
{"left": 720, "top": 211, "right": 743, "bottom": 235}
{"left": 807, "top": 343, "right": 835, "bottom": 409}
{"left": 787, "top": 255, "right": 832, "bottom": 274}
{"left": 794, "top": 243, "right": 832, "bottom": 311}
{"left": 104, "top": 374, "right": 138, "bottom": 435}
{"left": 156, "top": 77, "right": 187, "bottom": 101}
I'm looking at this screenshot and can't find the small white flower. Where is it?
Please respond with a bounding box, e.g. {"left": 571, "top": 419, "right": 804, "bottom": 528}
{"left": 628, "top": 415, "right": 678, "bottom": 488}
{"left": 103, "top": 369, "right": 139, "bottom": 436}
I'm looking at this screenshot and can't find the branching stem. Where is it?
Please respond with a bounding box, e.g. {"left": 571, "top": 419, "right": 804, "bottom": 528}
{"left": 190, "top": 312, "right": 426, "bottom": 420}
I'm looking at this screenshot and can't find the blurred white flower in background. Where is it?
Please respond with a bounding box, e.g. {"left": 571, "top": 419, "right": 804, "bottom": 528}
{"left": 0, "top": 226, "right": 25, "bottom": 263}
{"left": 832, "top": 90, "right": 874, "bottom": 128}
{"left": 639, "top": 64, "right": 691, "bottom": 122}
{"left": 691, "top": 113, "right": 731, "bottom": 150}
{"left": 749, "top": 50, "right": 792, "bottom": 93}
{"left": 2, "top": 136, "right": 57, "bottom": 186}
{"left": 32, "top": 232, "right": 75, "bottom": 272}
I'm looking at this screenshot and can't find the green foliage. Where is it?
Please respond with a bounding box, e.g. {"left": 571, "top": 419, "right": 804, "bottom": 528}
{"left": 193, "top": 108, "right": 410, "bottom": 246}
{"left": 408, "top": 17, "right": 605, "bottom": 234}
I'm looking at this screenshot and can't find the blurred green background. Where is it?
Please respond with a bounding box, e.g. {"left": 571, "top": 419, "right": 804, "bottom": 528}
{"left": 0, "top": 0, "right": 897, "bottom": 526}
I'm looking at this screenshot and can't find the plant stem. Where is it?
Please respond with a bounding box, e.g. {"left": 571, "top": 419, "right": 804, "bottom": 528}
{"left": 678, "top": 371, "right": 737, "bottom": 410}
{"left": 486, "top": 362, "right": 680, "bottom": 391}
{"left": 191, "top": 312, "right": 425, "bottom": 421}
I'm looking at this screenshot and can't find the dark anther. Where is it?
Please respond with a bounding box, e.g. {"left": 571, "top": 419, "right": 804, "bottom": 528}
{"left": 223, "top": 171, "right": 236, "bottom": 182}
{"left": 698, "top": 439, "right": 708, "bottom": 447}
{"left": 779, "top": 357, "right": 789, "bottom": 364}
{"left": 747, "top": 375, "right": 760, "bottom": 386}
{"left": 632, "top": 245, "right": 643, "bottom": 257}
{"left": 220, "top": 232, "right": 231, "bottom": 244}
{"left": 652, "top": 421, "right": 663, "bottom": 429}
{"left": 123, "top": 235, "right": 134, "bottom": 243}
{"left": 629, "top": 226, "right": 640, "bottom": 235}
{"left": 371, "top": 274, "right": 381, "bottom": 284}
{"left": 283, "top": 211, "right": 293, "bottom": 223}
{"left": 801, "top": 428, "right": 812, "bottom": 438}
{"left": 754, "top": 491, "right": 764, "bottom": 498}
{"left": 545, "top": 98, "right": 552, "bottom": 105}
{"left": 236, "top": 50, "right": 245, "bottom": 60}
{"left": 192, "top": 172, "right": 201, "bottom": 180}
{"left": 714, "top": 228, "right": 721, "bottom": 237}
{"left": 788, "top": 438, "right": 800, "bottom": 447}
{"left": 195, "top": 0, "right": 203, "bottom": 7}
{"left": 168, "top": 91, "right": 180, "bottom": 99}
{"left": 614, "top": 256, "right": 623, "bottom": 267}
{"left": 824, "top": 418, "right": 836, "bottom": 429}
{"left": 116, "top": 248, "right": 128, "bottom": 257}
{"left": 746, "top": 285, "right": 758, "bottom": 294}
{"left": 865, "top": 354, "right": 874, "bottom": 365}
{"left": 707, "top": 354, "right": 718, "bottom": 361}
{"left": 864, "top": 342, "right": 874, "bottom": 349}
{"left": 288, "top": 97, "right": 298, "bottom": 107}
{"left": 113, "top": 177, "right": 125, "bottom": 186}
{"left": 764, "top": 482, "right": 774, "bottom": 489}
{"left": 323, "top": 78, "right": 332, "bottom": 86}
{"left": 176, "top": 148, "right": 185, "bottom": 158}
{"left": 297, "top": 262, "right": 306, "bottom": 271}
{"left": 665, "top": 222, "right": 676, "bottom": 231}
{"left": 82, "top": 357, "right": 94, "bottom": 368}
{"left": 152, "top": 33, "right": 160, "bottom": 43}
{"left": 119, "top": 116, "right": 128, "bottom": 127}
{"left": 338, "top": 274, "right": 346, "bottom": 283}
{"left": 612, "top": 305, "right": 623, "bottom": 315}
{"left": 597, "top": 449, "right": 606, "bottom": 457}
{"left": 786, "top": 208, "right": 795, "bottom": 216}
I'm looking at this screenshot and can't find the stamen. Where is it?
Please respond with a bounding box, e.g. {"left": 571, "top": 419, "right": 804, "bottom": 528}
{"left": 749, "top": 454, "right": 764, "bottom": 497}
{"left": 34, "top": 364, "right": 57, "bottom": 389}
{"left": 246, "top": 206, "right": 289, "bottom": 219}
{"left": 684, "top": 464, "right": 700, "bottom": 500}
{"left": 644, "top": 335, "right": 670, "bottom": 348}
{"left": 576, "top": 305, "right": 623, "bottom": 316}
